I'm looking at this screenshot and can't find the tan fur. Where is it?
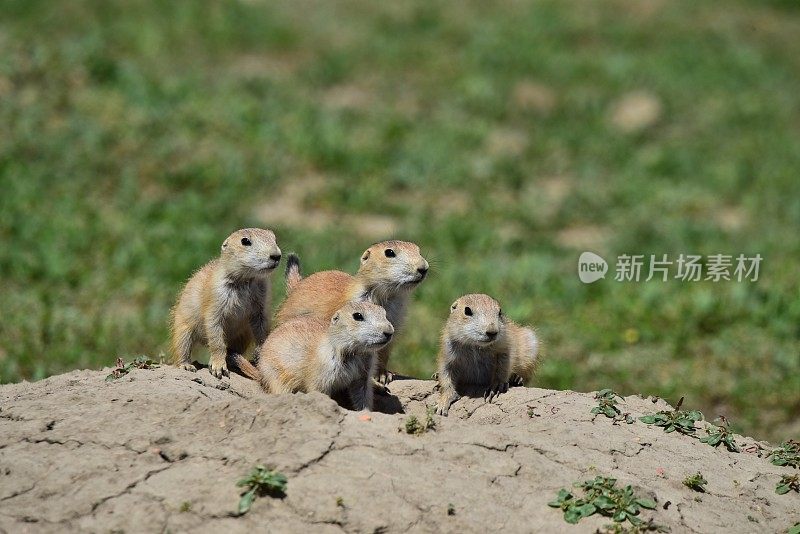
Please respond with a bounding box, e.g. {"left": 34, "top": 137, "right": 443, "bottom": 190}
{"left": 169, "top": 228, "right": 281, "bottom": 378}
{"left": 507, "top": 322, "right": 541, "bottom": 386}
{"left": 258, "top": 301, "right": 394, "bottom": 411}
{"left": 275, "top": 240, "right": 428, "bottom": 382}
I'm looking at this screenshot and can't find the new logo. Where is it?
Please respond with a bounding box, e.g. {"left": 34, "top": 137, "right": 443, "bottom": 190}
{"left": 578, "top": 252, "right": 608, "bottom": 284}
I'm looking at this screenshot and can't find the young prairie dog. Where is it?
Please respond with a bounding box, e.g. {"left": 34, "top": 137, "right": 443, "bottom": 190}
{"left": 258, "top": 301, "right": 394, "bottom": 411}
{"left": 170, "top": 228, "right": 281, "bottom": 379}
{"left": 276, "top": 240, "right": 428, "bottom": 383}
{"left": 435, "top": 294, "right": 540, "bottom": 416}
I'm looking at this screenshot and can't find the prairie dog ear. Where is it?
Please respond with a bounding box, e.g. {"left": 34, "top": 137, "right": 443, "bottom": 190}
{"left": 221, "top": 239, "right": 228, "bottom": 252}
{"left": 450, "top": 301, "right": 458, "bottom": 313}
{"left": 360, "top": 249, "right": 371, "bottom": 263}
{"left": 331, "top": 312, "right": 340, "bottom": 324}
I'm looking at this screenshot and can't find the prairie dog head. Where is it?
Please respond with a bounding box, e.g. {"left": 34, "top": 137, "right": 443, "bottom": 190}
{"left": 357, "top": 240, "right": 429, "bottom": 290}
{"left": 329, "top": 301, "right": 395, "bottom": 352}
{"left": 446, "top": 294, "right": 507, "bottom": 347}
{"left": 220, "top": 228, "right": 281, "bottom": 278}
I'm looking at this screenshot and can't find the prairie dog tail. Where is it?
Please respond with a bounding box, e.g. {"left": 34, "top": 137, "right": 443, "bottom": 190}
{"left": 285, "top": 253, "right": 302, "bottom": 292}
{"left": 228, "top": 353, "right": 262, "bottom": 382}
{"left": 509, "top": 324, "right": 542, "bottom": 386}
{"left": 525, "top": 326, "right": 541, "bottom": 364}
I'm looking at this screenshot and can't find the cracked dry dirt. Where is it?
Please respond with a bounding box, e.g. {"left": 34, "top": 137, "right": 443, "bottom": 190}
{"left": 1, "top": 366, "right": 797, "bottom": 533}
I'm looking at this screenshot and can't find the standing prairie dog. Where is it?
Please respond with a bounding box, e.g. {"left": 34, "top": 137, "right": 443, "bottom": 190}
{"left": 170, "top": 228, "right": 281, "bottom": 379}
{"left": 276, "top": 240, "right": 428, "bottom": 383}
{"left": 258, "top": 301, "right": 394, "bottom": 411}
{"left": 435, "top": 294, "right": 540, "bottom": 416}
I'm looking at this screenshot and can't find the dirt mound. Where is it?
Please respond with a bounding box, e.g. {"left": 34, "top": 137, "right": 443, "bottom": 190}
{"left": 1, "top": 365, "right": 797, "bottom": 533}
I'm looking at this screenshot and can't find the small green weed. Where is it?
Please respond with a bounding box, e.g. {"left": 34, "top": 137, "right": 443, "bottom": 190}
{"left": 548, "top": 475, "right": 656, "bottom": 526}
{"left": 404, "top": 407, "right": 436, "bottom": 435}
{"left": 776, "top": 474, "right": 799, "bottom": 495}
{"left": 700, "top": 417, "right": 739, "bottom": 452}
{"left": 236, "top": 465, "right": 287, "bottom": 515}
{"left": 592, "top": 389, "right": 623, "bottom": 420}
{"left": 683, "top": 473, "right": 707, "bottom": 493}
{"left": 788, "top": 523, "right": 800, "bottom": 534}
{"left": 640, "top": 397, "right": 703, "bottom": 436}
{"left": 105, "top": 356, "right": 158, "bottom": 382}
{"left": 768, "top": 440, "right": 800, "bottom": 469}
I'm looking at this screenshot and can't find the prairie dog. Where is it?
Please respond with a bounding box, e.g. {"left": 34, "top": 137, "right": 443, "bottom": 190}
{"left": 170, "top": 228, "right": 281, "bottom": 379}
{"left": 435, "top": 294, "right": 514, "bottom": 416}
{"left": 258, "top": 301, "right": 394, "bottom": 411}
{"left": 276, "top": 240, "right": 428, "bottom": 383}
{"left": 429, "top": 324, "right": 540, "bottom": 386}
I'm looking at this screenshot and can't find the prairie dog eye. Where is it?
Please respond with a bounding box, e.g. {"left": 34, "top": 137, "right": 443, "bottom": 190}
{"left": 241, "top": 237, "right": 252, "bottom": 246}
{"left": 384, "top": 249, "right": 396, "bottom": 258}
{"left": 464, "top": 306, "right": 473, "bottom": 317}
{"left": 498, "top": 309, "right": 503, "bottom": 317}
{"left": 352, "top": 312, "right": 365, "bottom": 321}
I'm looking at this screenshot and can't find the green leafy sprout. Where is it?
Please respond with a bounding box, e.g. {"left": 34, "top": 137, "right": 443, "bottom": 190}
{"left": 405, "top": 407, "right": 436, "bottom": 435}
{"left": 683, "top": 473, "right": 708, "bottom": 493}
{"left": 776, "top": 474, "right": 799, "bottom": 496}
{"left": 591, "top": 389, "right": 623, "bottom": 419}
{"left": 236, "top": 465, "right": 287, "bottom": 515}
{"left": 639, "top": 397, "right": 703, "bottom": 436}
{"left": 768, "top": 440, "right": 800, "bottom": 469}
{"left": 699, "top": 417, "right": 740, "bottom": 453}
{"left": 548, "top": 475, "right": 657, "bottom": 526}
{"left": 105, "top": 356, "right": 158, "bottom": 382}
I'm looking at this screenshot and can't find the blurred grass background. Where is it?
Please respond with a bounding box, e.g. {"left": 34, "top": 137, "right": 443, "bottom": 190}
{"left": 1, "top": 0, "right": 798, "bottom": 441}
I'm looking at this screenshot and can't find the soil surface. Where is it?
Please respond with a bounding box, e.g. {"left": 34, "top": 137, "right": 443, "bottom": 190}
{"left": 1, "top": 365, "right": 797, "bottom": 533}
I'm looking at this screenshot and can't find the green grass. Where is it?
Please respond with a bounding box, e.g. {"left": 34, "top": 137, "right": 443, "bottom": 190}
{"left": 1, "top": 0, "right": 798, "bottom": 441}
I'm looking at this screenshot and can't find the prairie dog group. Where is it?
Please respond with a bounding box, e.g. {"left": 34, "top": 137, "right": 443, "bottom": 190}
{"left": 436, "top": 294, "right": 540, "bottom": 416}
{"left": 169, "top": 230, "right": 541, "bottom": 414}
{"left": 170, "top": 228, "right": 281, "bottom": 378}
{"left": 257, "top": 301, "right": 394, "bottom": 410}
{"left": 276, "top": 240, "right": 429, "bottom": 383}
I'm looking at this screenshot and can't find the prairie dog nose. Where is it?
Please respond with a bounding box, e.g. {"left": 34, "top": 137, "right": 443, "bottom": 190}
{"left": 485, "top": 330, "right": 498, "bottom": 340}
{"left": 383, "top": 331, "right": 393, "bottom": 341}
{"left": 269, "top": 252, "right": 282, "bottom": 262}
{"left": 417, "top": 266, "right": 428, "bottom": 276}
